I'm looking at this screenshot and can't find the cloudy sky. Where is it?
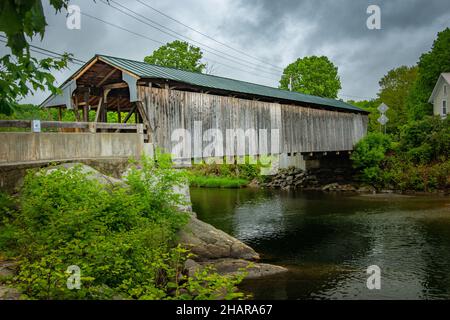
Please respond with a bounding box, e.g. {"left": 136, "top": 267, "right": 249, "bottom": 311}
{"left": 2, "top": 0, "right": 450, "bottom": 105}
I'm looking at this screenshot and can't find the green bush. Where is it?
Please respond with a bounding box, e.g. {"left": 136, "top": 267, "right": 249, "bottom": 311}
{"left": 189, "top": 176, "right": 249, "bottom": 188}
{"left": 375, "top": 156, "right": 450, "bottom": 191}
{"left": 399, "top": 116, "right": 450, "bottom": 164}
{"left": 351, "top": 132, "right": 393, "bottom": 169}
{"left": 351, "top": 132, "right": 393, "bottom": 186}
{"left": 188, "top": 158, "right": 262, "bottom": 188}
{"left": 0, "top": 156, "right": 247, "bottom": 300}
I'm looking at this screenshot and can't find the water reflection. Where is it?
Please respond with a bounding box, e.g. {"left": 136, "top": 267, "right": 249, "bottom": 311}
{"left": 190, "top": 188, "right": 450, "bottom": 299}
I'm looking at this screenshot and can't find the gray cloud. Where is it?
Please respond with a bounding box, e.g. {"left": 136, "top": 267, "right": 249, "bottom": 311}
{"left": 3, "top": 0, "right": 450, "bottom": 104}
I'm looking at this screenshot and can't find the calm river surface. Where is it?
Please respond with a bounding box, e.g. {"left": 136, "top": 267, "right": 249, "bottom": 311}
{"left": 190, "top": 188, "right": 450, "bottom": 300}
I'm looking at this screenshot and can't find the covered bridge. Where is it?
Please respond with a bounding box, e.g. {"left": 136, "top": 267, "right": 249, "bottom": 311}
{"left": 42, "top": 54, "right": 369, "bottom": 168}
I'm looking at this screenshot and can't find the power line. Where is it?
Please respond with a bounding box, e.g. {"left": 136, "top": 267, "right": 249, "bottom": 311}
{"left": 108, "top": 0, "right": 282, "bottom": 74}
{"left": 81, "top": 12, "right": 165, "bottom": 46}
{"left": 1, "top": 36, "right": 373, "bottom": 100}
{"left": 0, "top": 35, "right": 86, "bottom": 65}
{"left": 339, "top": 93, "right": 375, "bottom": 101}
{"left": 81, "top": 12, "right": 280, "bottom": 82}
{"left": 135, "top": 0, "right": 284, "bottom": 72}
{"left": 100, "top": 0, "right": 282, "bottom": 77}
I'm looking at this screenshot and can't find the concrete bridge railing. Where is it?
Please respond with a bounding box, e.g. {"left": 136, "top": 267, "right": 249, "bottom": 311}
{"left": 0, "top": 120, "right": 152, "bottom": 165}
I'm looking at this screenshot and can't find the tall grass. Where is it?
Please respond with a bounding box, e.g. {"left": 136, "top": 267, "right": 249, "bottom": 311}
{"left": 189, "top": 175, "right": 249, "bottom": 188}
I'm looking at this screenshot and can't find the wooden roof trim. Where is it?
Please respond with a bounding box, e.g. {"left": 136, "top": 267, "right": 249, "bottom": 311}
{"left": 97, "top": 56, "right": 140, "bottom": 79}
{"left": 73, "top": 57, "right": 99, "bottom": 80}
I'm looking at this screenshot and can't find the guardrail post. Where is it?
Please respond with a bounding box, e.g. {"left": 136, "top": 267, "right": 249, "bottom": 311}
{"left": 88, "top": 123, "right": 97, "bottom": 133}
{"left": 136, "top": 123, "right": 144, "bottom": 134}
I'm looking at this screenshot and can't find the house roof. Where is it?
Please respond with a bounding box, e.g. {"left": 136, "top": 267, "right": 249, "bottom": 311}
{"left": 429, "top": 73, "right": 450, "bottom": 103}
{"left": 43, "top": 54, "right": 368, "bottom": 114}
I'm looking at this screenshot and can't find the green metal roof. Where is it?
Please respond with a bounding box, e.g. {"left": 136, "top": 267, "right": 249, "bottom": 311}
{"left": 98, "top": 54, "right": 367, "bottom": 114}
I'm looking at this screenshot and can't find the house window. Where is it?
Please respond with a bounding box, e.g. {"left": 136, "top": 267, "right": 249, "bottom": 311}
{"left": 445, "top": 85, "right": 447, "bottom": 95}
{"left": 443, "top": 100, "right": 447, "bottom": 116}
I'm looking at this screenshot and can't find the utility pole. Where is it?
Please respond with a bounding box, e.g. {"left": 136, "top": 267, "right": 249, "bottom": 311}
{"left": 289, "top": 76, "right": 293, "bottom": 91}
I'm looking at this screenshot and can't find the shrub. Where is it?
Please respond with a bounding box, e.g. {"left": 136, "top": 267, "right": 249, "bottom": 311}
{"left": 351, "top": 132, "right": 393, "bottom": 186}
{"left": 188, "top": 157, "right": 262, "bottom": 188}
{"left": 399, "top": 116, "right": 450, "bottom": 164}
{"left": 0, "top": 156, "right": 247, "bottom": 300}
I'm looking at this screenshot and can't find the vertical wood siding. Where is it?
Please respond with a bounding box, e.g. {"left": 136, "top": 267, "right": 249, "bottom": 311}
{"left": 138, "top": 86, "right": 368, "bottom": 158}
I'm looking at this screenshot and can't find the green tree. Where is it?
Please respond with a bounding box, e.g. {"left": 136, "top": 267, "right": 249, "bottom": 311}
{"left": 144, "top": 40, "right": 206, "bottom": 73}
{"left": 407, "top": 28, "right": 450, "bottom": 120}
{"left": 378, "top": 66, "right": 418, "bottom": 133}
{"left": 347, "top": 99, "right": 380, "bottom": 133}
{"left": 279, "top": 56, "right": 341, "bottom": 98}
{"left": 0, "top": 0, "right": 73, "bottom": 115}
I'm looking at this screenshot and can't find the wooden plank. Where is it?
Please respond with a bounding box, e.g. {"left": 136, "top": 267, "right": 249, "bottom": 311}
{"left": 0, "top": 120, "right": 138, "bottom": 130}
{"left": 94, "top": 97, "right": 104, "bottom": 123}
{"left": 0, "top": 120, "right": 31, "bottom": 128}
{"left": 123, "top": 103, "right": 137, "bottom": 123}
{"left": 97, "top": 69, "right": 117, "bottom": 87}
{"left": 74, "top": 57, "right": 99, "bottom": 80}
{"left": 138, "top": 86, "right": 368, "bottom": 159}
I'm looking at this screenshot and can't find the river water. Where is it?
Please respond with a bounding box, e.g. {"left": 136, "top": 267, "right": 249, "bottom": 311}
{"left": 190, "top": 188, "right": 450, "bottom": 300}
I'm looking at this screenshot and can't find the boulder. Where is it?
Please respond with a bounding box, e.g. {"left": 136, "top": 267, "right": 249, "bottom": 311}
{"left": 357, "top": 185, "right": 377, "bottom": 193}
{"left": 184, "top": 259, "right": 202, "bottom": 277}
{"left": 0, "top": 286, "right": 21, "bottom": 300}
{"left": 198, "top": 259, "right": 288, "bottom": 279}
{"left": 0, "top": 260, "right": 20, "bottom": 300}
{"left": 45, "top": 163, "right": 124, "bottom": 186}
{"left": 178, "top": 215, "right": 260, "bottom": 261}
{"left": 322, "top": 183, "right": 339, "bottom": 191}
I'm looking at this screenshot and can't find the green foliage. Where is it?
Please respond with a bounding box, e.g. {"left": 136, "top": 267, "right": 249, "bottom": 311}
{"left": 377, "top": 66, "right": 418, "bottom": 133}
{"left": 189, "top": 176, "right": 249, "bottom": 188}
{"left": 188, "top": 159, "right": 262, "bottom": 188}
{"left": 0, "top": 156, "right": 247, "bottom": 299}
{"left": 179, "top": 265, "right": 248, "bottom": 300}
{"left": 398, "top": 116, "right": 450, "bottom": 164}
{"left": 352, "top": 116, "right": 449, "bottom": 191}
{"left": 384, "top": 158, "right": 450, "bottom": 191}
{"left": 407, "top": 28, "right": 450, "bottom": 120}
{"left": 0, "top": 0, "right": 68, "bottom": 55}
{"left": 279, "top": 56, "right": 341, "bottom": 98}
{"left": 0, "top": 54, "right": 69, "bottom": 115}
{"left": 347, "top": 99, "right": 381, "bottom": 133}
{"left": 144, "top": 40, "right": 206, "bottom": 73}
{"left": 0, "top": 0, "right": 84, "bottom": 115}
{"left": 351, "top": 132, "right": 393, "bottom": 169}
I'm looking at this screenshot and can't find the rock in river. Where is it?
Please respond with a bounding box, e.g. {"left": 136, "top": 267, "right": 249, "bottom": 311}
{"left": 178, "top": 214, "right": 260, "bottom": 261}
{"left": 178, "top": 215, "right": 288, "bottom": 278}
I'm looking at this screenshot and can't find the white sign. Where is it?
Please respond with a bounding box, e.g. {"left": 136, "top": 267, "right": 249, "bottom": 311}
{"left": 377, "top": 114, "right": 389, "bottom": 125}
{"left": 377, "top": 103, "right": 389, "bottom": 113}
{"left": 31, "top": 120, "right": 41, "bottom": 133}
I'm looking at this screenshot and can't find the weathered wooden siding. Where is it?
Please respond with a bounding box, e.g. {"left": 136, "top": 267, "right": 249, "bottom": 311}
{"left": 138, "top": 86, "right": 367, "bottom": 158}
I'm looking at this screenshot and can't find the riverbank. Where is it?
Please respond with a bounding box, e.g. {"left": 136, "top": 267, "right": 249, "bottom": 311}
{"left": 186, "top": 161, "right": 449, "bottom": 195}
{"left": 260, "top": 167, "right": 449, "bottom": 195}
{"left": 0, "top": 162, "right": 287, "bottom": 300}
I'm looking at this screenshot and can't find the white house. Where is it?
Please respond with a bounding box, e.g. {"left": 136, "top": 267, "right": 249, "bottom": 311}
{"left": 428, "top": 73, "right": 449, "bottom": 118}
